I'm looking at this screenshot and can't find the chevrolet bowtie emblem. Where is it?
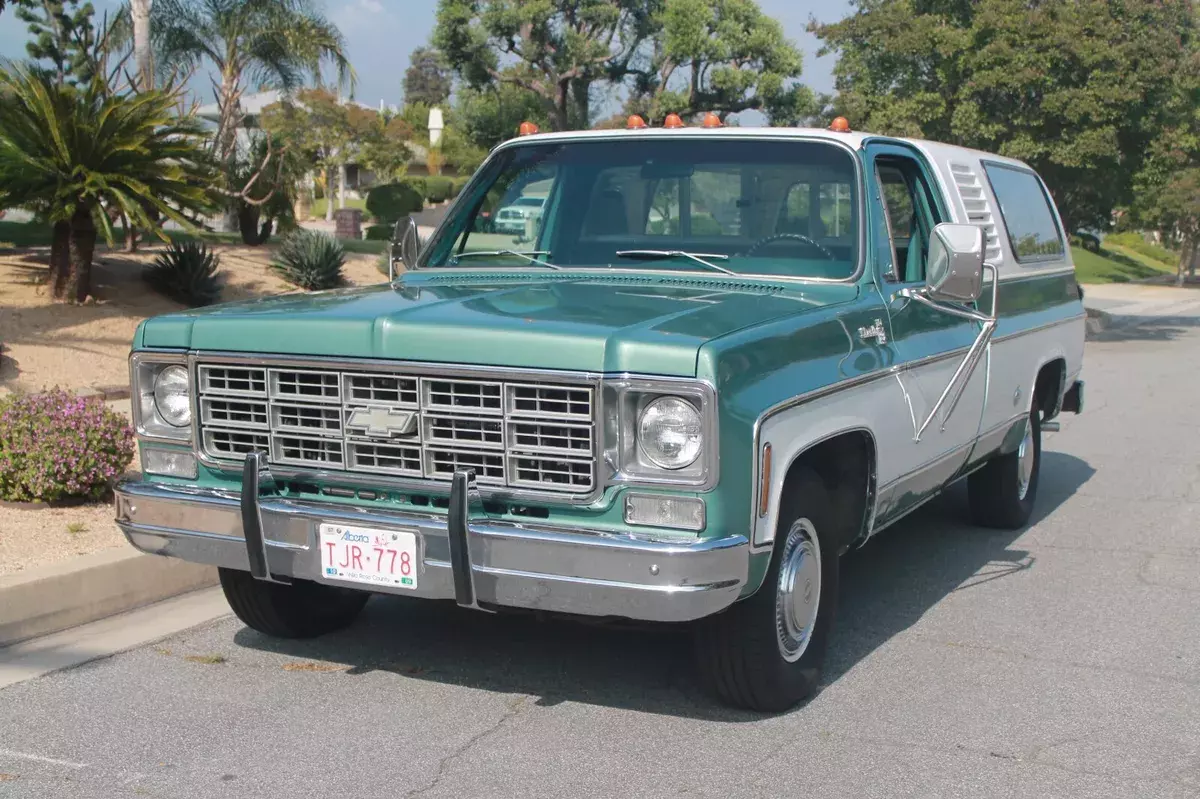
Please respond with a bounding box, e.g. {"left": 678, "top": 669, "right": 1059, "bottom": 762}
{"left": 346, "top": 407, "right": 418, "bottom": 438}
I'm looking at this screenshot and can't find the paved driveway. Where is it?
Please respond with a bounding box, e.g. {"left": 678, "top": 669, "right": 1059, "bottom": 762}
{"left": 1, "top": 307, "right": 1199, "bottom": 799}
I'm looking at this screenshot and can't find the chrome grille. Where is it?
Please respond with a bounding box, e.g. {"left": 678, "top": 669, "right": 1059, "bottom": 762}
{"left": 195, "top": 359, "right": 596, "bottom": 495}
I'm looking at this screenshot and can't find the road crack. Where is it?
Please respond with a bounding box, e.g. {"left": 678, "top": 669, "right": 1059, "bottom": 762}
{"left": 404, "top": 695, "right": 531, "bottom": 798}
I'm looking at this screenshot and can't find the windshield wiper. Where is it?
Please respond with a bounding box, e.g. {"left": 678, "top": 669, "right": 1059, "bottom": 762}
{"left": 452, "top": 250, "right": 561, "bottom": 270}
{"left": 614, "top": 249, "right": 735, "bottom": 275}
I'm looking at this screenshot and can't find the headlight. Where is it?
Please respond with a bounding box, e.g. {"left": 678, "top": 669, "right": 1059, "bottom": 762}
{"left": 153, "top": 365, "right": 191, "bottom": 427}
{"left": 132, "top": 355, "right": 192, "bottom": 443}
{"left": 637, "top": 396, "right": 703, "bottom": 469}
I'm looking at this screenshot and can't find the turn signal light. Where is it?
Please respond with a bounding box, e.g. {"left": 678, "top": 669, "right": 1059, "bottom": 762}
{"left": 518, "top": 121, "right": 539, "bottom": 136}
{"left": 829, "top": 116, "right": 851, "bottom": 133}
{"left": 627, "top": 114, "right": 647, "bottom": 130}
{"left": 758, "top": 443, "right": 772, "bottom": 518}
{"left": 663, "top": 113, "right": 685, "bottom": 129}
{"left": 702, "top": 113, "right": 722, "bottom": 128}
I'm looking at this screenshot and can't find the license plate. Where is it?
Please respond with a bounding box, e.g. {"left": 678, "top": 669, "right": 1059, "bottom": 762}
{"left": 318, "top": 523, "right": 418, "bottom": 589}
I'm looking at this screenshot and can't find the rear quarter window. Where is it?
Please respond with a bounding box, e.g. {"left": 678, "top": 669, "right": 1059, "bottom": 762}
{"left": 982, "top": 163, "right": 1065, "bottom": 264}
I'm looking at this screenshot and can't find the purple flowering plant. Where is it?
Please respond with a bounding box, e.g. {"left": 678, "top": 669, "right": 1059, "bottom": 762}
{"left": 0, "top": 389, "right": 136, "bottom": 502}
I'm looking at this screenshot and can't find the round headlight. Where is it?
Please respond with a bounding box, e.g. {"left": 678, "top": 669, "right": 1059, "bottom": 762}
{"left": 637, "top": 396, "right": 703, "bottom": 470}
{"left": 153, "top": 365, "right": 191, "bottom": 428}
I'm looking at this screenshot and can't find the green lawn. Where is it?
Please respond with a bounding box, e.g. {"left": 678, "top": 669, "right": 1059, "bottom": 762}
{"left": 1071, "top": 245, "right": 1176, "bottom": 284}
{"left": 309, "top": 197, "right": 368, "bottom": 220}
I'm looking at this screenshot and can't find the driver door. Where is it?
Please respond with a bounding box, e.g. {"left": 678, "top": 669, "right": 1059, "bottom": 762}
{"left": 867, "top": 143, "right": 988, "bottom": 524}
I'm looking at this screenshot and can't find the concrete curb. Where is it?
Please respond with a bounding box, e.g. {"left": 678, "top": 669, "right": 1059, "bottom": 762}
{"left": 0, "top": 548, "right": 217, "bottom": 647}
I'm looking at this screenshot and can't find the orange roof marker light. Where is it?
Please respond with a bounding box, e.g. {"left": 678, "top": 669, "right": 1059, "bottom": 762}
{"left": 626, "top": 114, "right": 647, "bottom": 130}
{"left": 829, "top": 116, "right": 852, "bottom": 133}
{"left": 663, "top": 113, "right": 685, "bottom": 129}
{"left": 518, "top": 121, "right": 539, "bottom": 136}
{"left": 702, "top": 112, "right": 723, "bottom": 128}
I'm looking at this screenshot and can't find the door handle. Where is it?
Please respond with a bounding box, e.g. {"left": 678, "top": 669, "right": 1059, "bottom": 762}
{"left": 900, "top": 263, "right": 999, "bottom": 441}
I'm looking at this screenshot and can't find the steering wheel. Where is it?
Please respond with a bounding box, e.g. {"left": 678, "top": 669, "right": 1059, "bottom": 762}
{"left": 743, "top": 233, "right": 836, "bottom": 261}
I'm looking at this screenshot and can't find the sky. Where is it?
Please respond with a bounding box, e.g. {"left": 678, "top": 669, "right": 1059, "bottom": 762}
{"left": 0, "top": 0, "right": 851, "bottom": 114}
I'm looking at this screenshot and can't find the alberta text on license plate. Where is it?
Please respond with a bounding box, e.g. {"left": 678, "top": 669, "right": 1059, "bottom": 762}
{"left": 318, "top": 523, "right": 418, "bottom": 589}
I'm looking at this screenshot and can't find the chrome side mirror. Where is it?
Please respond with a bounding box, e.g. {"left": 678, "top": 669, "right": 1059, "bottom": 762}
{"left": 390, "top": 216, "right": 420, "bottom": 280}
{"left": 925, "top": 223, "right": 984, "bottom": 303}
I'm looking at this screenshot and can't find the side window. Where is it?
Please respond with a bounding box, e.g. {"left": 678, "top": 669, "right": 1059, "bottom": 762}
{"left": 875, "top": 156, "right": 940, "bottom": 282}
{"left": 983, "top": 163, "right": 1064, "bottom": 263}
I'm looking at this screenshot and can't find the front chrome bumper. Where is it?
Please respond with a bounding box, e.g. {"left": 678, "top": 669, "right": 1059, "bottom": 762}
{"left": 114, "top": 475, "right": 749, "bottom": 623}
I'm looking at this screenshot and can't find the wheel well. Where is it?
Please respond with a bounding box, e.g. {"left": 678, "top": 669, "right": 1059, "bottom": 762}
{"left": 783, "top": 431, "right": 875, "bottom": 555}
{"left": 1035, "top": 358, "right": 1066, "bottom": 419}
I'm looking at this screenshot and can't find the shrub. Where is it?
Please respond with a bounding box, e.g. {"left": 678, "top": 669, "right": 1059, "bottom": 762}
{"left": 425, "top": 176, "right": 454, "bottom": 204}
{"left": 271, "top": 230, "right": 345, "bottom": 290}
{"left": 1070, "top": 233, "right": 1100, "bottom": 253}
{"left": 365, "top": 224, "right": 392, "bottom": 241}
{"left": 0, "top": 389, "right": 135, "bottom": 503}
{"left": 143, "top": 240, "right": 223, "bottom": 306}
{"left": 449, "top": 176, "right": 470, "bottom": 199}
{"left": 365, "top": 180, "right": 424, "bottom": 224}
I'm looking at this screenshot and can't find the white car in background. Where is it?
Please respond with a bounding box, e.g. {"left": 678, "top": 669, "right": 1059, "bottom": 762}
{"left": 494, "top": 196, "right": 546, "bottom": 235}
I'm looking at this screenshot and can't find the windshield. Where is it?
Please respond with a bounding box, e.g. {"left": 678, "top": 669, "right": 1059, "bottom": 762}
{"left": 422, "top": 138, "right": 860, "bottom": 279}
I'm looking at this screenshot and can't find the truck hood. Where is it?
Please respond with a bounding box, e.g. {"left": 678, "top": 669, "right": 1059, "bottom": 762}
{"left": 139, "top": 272, "right": 857, "bottom": 376}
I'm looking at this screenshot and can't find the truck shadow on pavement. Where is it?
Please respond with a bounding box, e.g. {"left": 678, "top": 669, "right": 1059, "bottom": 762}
{"left": 232, "top": 452, "right": 1095, "bottom": 721}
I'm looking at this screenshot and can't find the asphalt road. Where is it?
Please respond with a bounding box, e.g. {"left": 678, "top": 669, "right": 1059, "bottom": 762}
{"left": 3, "top": 306, "right": 1200, "bottom": 799}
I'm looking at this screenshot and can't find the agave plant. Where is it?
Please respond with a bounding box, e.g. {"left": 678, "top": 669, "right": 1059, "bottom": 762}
{"left": 0, "top": 66, "right": 218, "bottom": 302}
{"left": 271, "top": 229, "right": 345, "bottom": 290}
{"left": 144, "top": 240, "right": 223, "bottom": 306}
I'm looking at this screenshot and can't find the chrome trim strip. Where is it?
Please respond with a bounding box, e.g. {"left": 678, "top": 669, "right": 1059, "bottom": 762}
{"left": 993, "top": 312, "right": 1086, "bottom": 343}
{"left": 747, "top": 310, "right": 1084, "bottom": 546}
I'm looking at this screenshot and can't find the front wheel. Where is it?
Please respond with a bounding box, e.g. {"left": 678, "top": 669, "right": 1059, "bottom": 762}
{"left": 968, "top": 405, "right": 1042, "bottom": 529}
{"left": 694, "top": 467, "right": 840, "bottom": 712}
{"left": 219, "top": 568, "right": 369, "bottom": 639}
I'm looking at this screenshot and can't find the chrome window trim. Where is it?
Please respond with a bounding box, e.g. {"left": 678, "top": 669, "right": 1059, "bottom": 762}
{"left": 130, "top": 351, "right": 192, "bottom": 444}
{"left": 415, "top": 134, "right": 869, "bottom": 287}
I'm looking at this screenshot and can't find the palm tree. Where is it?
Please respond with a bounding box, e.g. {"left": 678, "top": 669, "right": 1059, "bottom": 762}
{"left": 0, "top": 66, "right": 219, "bottom": 302}
{"left": 151, "top": 0, "right": 354, "bottom": 166}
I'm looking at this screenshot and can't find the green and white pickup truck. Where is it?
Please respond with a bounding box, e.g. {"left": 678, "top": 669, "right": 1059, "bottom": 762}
{"left": 116, "top": 122, "right": 1084, "bottom": 711}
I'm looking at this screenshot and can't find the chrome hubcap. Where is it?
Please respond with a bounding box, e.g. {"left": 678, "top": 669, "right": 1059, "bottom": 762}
{"left": 776, "top": 518, "right": 822, "bottom": 663}
{"left": 1017, "top": 420, "right": 1036, "bottom": 501}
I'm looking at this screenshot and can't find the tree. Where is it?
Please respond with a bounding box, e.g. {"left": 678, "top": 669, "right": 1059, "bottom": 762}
{"left": 403, "top": 46, "right": 451, "bottom": 107}
{"left": 262, "top": 89, "right": 376, "bottom": 221}
{"left": 15, "top": 0, "right": 99, "bottom": 86}
{"left": 455, "top": 77, "right": 552, "bottom": 151}
{"left": 130, "top": 0, "right": 152, "bottom": 91}
{"left": 1132, "top": 168, "right": 1200, "bottom": 286}
{"left": 435, "top": 0, "right": 658, "bottom": 130}
{"left": 625, "top": 0, "right": 810, "bottom": 123}
{"left": 812, "top": 0, "right": 1198, "bottom": 232}
{"left": 151, "top": 0, "right": 353, "bottom": 184}
{"left": 358, "top": 111, "right": 415, "bottom": 183}
{"left": 0, "top": 66, "right": 218, "bottom": 301}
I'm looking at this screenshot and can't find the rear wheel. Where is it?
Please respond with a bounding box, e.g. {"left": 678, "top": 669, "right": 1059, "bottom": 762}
{"left": 219, "top": 568, "right": 369, "bottom": 639}
{"left": 694, "top": 467, "right": 840, "bottom": 712}
{"left": 968, "top": 405, "right": 1042, "bottom": 529}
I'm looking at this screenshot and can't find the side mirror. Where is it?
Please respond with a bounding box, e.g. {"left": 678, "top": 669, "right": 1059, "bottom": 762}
{"left": 925, "top": 223, "right": 985, "bottom": 302}
{"left": 390, "top": 216, "right": 421, "bottom": 279}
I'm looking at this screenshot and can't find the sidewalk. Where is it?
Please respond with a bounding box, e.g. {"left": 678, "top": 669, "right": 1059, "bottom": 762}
{"left": 1081, "top": 283, "right": 1200, "bottom": 341}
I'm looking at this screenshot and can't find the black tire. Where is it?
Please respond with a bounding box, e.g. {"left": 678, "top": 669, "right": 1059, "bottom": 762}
{"left": 218, "top": 567, "right": 369, "bottom": 639}
{"left": 694, "top": 467, "right": 841, "bottom": 712}
{"left": 968, "top": 405, "right": 1042, "bottom": 529}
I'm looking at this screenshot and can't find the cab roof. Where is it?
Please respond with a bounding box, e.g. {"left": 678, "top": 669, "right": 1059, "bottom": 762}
{"left": 497, "top": 125, "right": 1033, "bottom": 172}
